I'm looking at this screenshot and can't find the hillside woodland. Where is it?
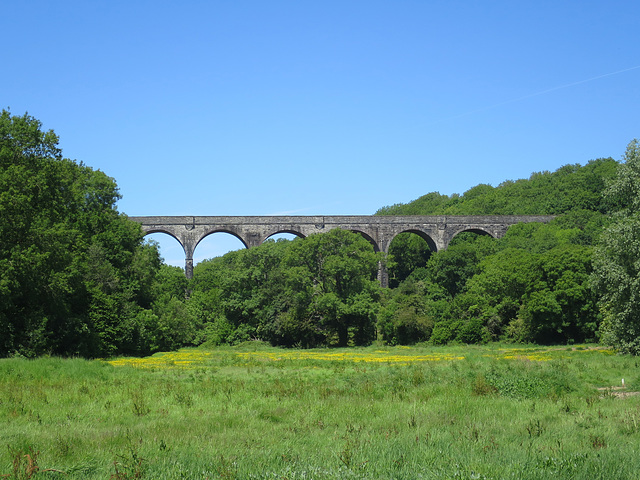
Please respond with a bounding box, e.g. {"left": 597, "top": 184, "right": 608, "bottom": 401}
{"left": 2, "top": 109, "right": 639, "bottom": 356}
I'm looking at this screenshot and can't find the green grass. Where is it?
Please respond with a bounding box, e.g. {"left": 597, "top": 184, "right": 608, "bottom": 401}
{"left": 1, "top": 344, "right": 639, "bottom": 479}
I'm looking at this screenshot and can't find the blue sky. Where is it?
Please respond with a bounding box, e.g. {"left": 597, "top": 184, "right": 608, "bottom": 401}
{"left": 5, "top": 1, "right": 640, "bottom": 267}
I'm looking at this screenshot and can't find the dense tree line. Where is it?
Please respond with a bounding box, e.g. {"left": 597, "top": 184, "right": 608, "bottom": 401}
{"left": 0, "top": 110, "right": 191, "bottom": 357}
{"left": 186, "top": 153, "right": 631, "bottom": 349}
{"left": 376, "top": 158, "right": 618, "bottom": 216}
{"left": 190, "top": 229, "right": 381, "bottom": 348}
{"left": 592, "top": 140, "right": 640, "bottom": 354}
{"left": 2, "top": 109, "right": 640, "bottom": 355}
{"left": 374, "top": 158, "right": 621, "bottom": 347}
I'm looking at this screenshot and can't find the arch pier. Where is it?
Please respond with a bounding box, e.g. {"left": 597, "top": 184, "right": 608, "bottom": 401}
{"left": 129, "top": 215, "right": 555, "bottom": 286}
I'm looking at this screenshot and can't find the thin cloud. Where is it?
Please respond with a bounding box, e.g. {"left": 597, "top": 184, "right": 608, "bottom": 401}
{"left": 428, "top": 64, "right": 640, "bottom": 126}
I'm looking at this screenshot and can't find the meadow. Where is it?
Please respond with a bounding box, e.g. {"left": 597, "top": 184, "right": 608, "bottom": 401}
{"left": 1, "top": 343, "right": 639, "bottom": 479}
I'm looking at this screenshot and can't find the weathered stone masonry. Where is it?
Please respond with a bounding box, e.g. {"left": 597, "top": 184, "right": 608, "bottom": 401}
{"left": 129, "top": 215, "right": 555, "bottom": 286}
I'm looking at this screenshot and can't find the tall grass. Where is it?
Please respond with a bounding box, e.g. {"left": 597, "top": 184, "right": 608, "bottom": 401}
{"left": 1, "top": 344, "right": 638, "bottom": 479}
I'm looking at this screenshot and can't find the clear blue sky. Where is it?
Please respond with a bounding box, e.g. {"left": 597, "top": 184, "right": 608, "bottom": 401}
{"left": 5, "top": 1, "right": 640, "bottom": 267}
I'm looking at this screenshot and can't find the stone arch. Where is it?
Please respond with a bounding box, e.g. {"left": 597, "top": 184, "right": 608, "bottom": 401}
{"left": 385, "top": 229, "right": 438, "bottom": 288}
{"left": 195, "top": 229, "right": 249, "bottom": 252}
{"left": 141, "top": 227, "right": 185, "bottom": 249}
{"left": 446, "top": 227, "right": 495, "bottom": 249}
{"left": 141, "top": 230, "right": 189, "bottom": 270}
{"left": 138, "top": 227, "right": 198, "bottom": 278}
{"left": 260, "top": 229, "right": 306, "bottom": 245}
{"left": 349, "top": 229, "right": 380, "bottom": 252}
{"left": 390, "top": 229, "right": 438, "bottom": 253}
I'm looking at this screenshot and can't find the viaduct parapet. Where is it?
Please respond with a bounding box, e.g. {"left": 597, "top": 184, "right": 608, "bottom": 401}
{"left": 129, "top": 215, "right": 555, "bottom": 285}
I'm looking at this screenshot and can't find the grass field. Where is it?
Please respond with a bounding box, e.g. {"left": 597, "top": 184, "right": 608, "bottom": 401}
{"left": 1, "top": 343, "right": 639, "bottom": 479}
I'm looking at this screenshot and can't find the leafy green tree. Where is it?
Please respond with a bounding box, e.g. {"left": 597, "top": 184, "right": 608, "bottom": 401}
{"left": 378, "top": 278, "right": 450, "bottom": 344}
{"left": 190, "top": 231, "right": 380, "bottom": 348}
{"left": 438, "top": 225, "right": 597, "bottom": 345}
{"left": 191, "top": 239, "right": 291, "bottom": 345}
{"left": 424, "top": 232, "right": 497, "bottom": 297}
{"left": 0, "top": 110, "right": 162, "bottom": 357}
{"left": 376, "top": 192, "right": 452, "bottom": 215}
{"left": 522, "top": 244, "right": 597, "bottom": 343}
{"left": 283, "top": 229, "right": 381, "bottom": 347}
{"left": 140, "top": 264, "right": 197, "bottom": 352}
{"left": 387, "top": 232, "right": 433, "bottom": 288}
{"left": 461, "top": 248, "right": 538, "bottom": 338}
{"left": 550, "top": 209, "right": 610, "bottom": 246}
{"left": 188, "top": 258, "right": 229, "bottom": 344}
{"left": 593, "top": 140, "right": 640, "bottom": 354}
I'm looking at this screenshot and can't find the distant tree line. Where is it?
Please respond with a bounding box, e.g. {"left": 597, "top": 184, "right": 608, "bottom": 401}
{"left": 2, "top": 109, "right": 639, "bottom": 356}
{"left": 376, "top": 158, "right": 618, "bottom": 347}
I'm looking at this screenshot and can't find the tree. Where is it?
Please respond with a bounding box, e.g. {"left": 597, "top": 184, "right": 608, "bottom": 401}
{"left": 593, "top": 139, "right": 640, "bottom": 354}
{"left": 523, "top": 244, "right": 597, "bottom": 343}
{"left": 424, "top": 232, "right": 497, "bottom": 297}
{"left": 428, "top": 223, "right": 598, "bottom": 345}
{"left": 283, "top": 229, "right": 381, "bottom": 346}
{"left": 387, "top": 232, "right": 433, "bottom": 288}
{"left": 378, "top": 278, "right": 450, "bottom": 345}
{"left": 190, "top": 239, "right": 292, "bottom": 345}
{"left": 0, "top": 110, "right": 162, "bottom": 357}
{"left": 375, "top": 158, "right": 619, "bottom": 216}
{"left": 189, "top": 231, "right": 381, "bottom": 348}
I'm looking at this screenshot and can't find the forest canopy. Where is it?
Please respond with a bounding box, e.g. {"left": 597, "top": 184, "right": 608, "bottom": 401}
{"left": 185, "top": 154, "right": 626, "bottom": 349}
{"left": 375, "top": 158, "right": 618, "bottom": 216}
{"left": 2, "top": 109, "right": 639, "bottom": 356}
{"left": 0, "top": 110, "right": 170, "bottom": 357}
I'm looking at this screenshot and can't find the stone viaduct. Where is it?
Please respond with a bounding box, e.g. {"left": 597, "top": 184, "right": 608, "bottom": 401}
{"left": 129, "top": 215, "right": 554, "bottom": 286}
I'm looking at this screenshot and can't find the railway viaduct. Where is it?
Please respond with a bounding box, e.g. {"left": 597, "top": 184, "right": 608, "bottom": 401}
{"left": 129, "top": 215, "right": 555, "bottom": 286}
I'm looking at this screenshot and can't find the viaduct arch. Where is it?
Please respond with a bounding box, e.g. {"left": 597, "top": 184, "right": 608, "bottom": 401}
{"left": 129, "top": 215, "right": 555, "bottom": 287}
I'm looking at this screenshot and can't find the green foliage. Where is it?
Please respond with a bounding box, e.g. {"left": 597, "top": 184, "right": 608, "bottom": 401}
{"left": 283, "top": 229, "right": 381, "bottom": 346}
{"left": 376, "top": 191, "right": 451, "bottom": 216}
{"left": 191, "top": 239, "right": 291, "bottom": 345}
{"left": 0, "top": 110, "right": 171, "bottom": 358}
{"left": 377, "top": 279, "right": 449, "bottom": 345}
{"left": 377, "top": 217, "right": 602, "bottom": 346}
{"left": 451, "top": 231, "right": 597, "bottom": 345}
{"left": 1, "top": 109, "right": 631, "bottom": 353}
{"left": 425, "top": 232, "right": 497, "bottom": 297}
{"left": 190, "top": 230, "right": 381, "bottom": 348}
{"left": 372, "top": 156, "right": 622, "bottom": 346}
{"left": 387, "top": 232, "right": 433, "bottom": 288}
{"left": 376, "top": 158, "right": 619, "bottom": 216}
{"left": 601, "top": 139, "right": 640, "bottom": 214}
{"left": 593, "top": 140, "right": 640, "bottom": 354}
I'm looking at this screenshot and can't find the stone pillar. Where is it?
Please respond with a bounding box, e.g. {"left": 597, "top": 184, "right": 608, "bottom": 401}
{"left": 244, "top": 233, "right": 262, "bottom": 248}
{"left": 180, "top": 235, "right": 197, "bottom": 280}
{"left": 377, "top": 235, "right": 392, "bottom": 288}
{"left": 377, "top": 260, "right": 389, "bottom": 288}
{"left": 185, "top": 257, "right": 194, "bottom": 280}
